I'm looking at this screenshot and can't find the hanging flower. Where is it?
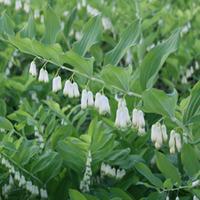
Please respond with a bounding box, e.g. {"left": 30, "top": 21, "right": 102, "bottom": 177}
{"left": 81, "top": 89, "right": 94, "bottom": 109}
{"left": 151, "top": 122, "right": 168, "bottom": 149}
{"left": 15, "top": 0, "right": 22, "bottom": 10}
{"left": 94, "top": 93, "right": 110, "bottom": 115}
{"left": 63, "top": 80, "right": 80, "bottom": 98}
{"left": 23, "top": 1, "right": 30, "bottom": 13}
{"left": 38, "top": 68, "right": 49, "bottom": 83}
{"left": 52, "top": 76, "right": 62, "bottom": 92}
{"left": 115, "top": 99, "right": 130, "bottom": 128}
{"left": 29, "top": 61, "right": 37, "bottom": 76}
{"left": 132, "top": 109, "right": 145, "bottom": 135}
{"left": 169, "top": 130, "right": 182, "bottom": 153}
{"left": 193, "top": 196, "right": 199, "bottom": 200}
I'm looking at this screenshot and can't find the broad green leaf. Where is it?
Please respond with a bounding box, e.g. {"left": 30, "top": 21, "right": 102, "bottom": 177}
{"left": 42, "top": 6, "right": 61, "bottom": 44}
{"left": 73, "top": 16, "right": 102, "bottom": 56}
{"left": 135, "top": 162, "right": 163, "bottom": 188}
{"left": 0, "top": 11, "right": 15, "bottom": 36}
{"left": 64, "top": 7, "right": 77, "bottom": 37}
{"left": 88, "top": 119, "right": 115, "bottom": 164}
{"left": 139, "top": 29, "right": 180, "bottom": 90}
{"left": 8, "top": 36, "right": 94, "bottom": 76}
{"left": 156, "top": 152, "right": 181, "bottom": 185}
{"left": 101, "top": 65, "right": 132, "bottom": 92}
{"left": 20, "top": 14, "right": 36, "bottom": 39}
{"left": 183, "top": 81, "right": 200, "bottom": 124}
{"left": 61, "top": 50, "right": 94, "bottom": 76}
{"left": 69, "top": 189, "right": 87, "bottom": 200}
{"left": 56, "top": 137, "right": 88, "bottom": 173}
{"left": 181, "top": 144, "right": 200, "bottom": 177}
{"left": 31, "top": 151, "right": 62, "bottom": 183}
{"left": 110, "top": 188, "right": 133, "bottom": 200}
{"left": 142, "top": 88, "right": 178, "bottom": 117}
{"left": 0, "top": 117, "right": 13, "bottom": 131}
{"left": 104, "top": 20, "right": 140, "bottom": 65}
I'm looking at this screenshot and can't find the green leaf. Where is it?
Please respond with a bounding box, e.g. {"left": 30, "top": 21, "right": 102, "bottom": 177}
{"left": 73, "top": 16, "right": 102, "bottom": 56}
{"left": 31, "top": 151, "right": 62, "bottom": 183}
{"left": 42, "top": 6, "right": 61, "bottom": 44}
{"left": 64, "top": 7, "right": 77, "bottom": 37}
{"left": 139, "top": 29, "right": 180, "bottom": 90}
{"left": 69, "top": 189, "right": 87, "bottom": 200}
{"left": 0, "top": 99, "right": 7, "bottom": 116}
{"left": 156, "top": 152, "right": 181, "bottom": 185}
{"left": 142, "top": 88, "right": 178, "bottom": 117}
{"left": 110, "top": 188, "right": 133, "bottom": 200}
{"left": 20, "top": 14, "right": 36, "bottom": 39}
{"left": 181, "top": 144, "right": 200, "bottom": 177}
{"left": 0, "top": 117, "right": 13, "bottom": 131}
{"left": 183, "top": 81, "right": 200, "bottom": 124}
{"left": 0, "top": 11, "right": 15, "bottom": 36}
{"left": 135, "top": 162, "right": 163, "bottom": 188}
{"left": 56, "top": 137, "right": 88, "bottom": 173}
{"left": 61, "top": 50, "right": 94, "bottom": 76}
{"left": 101, "top": 65, "right": 132, "bottom": 92}
{"left": 104, "top": 20, "right": 140, "bottom": 65}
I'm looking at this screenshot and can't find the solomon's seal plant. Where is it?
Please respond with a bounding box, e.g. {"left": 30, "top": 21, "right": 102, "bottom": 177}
{"left": 0, "top": 0, "right": 200, "bottom": 199}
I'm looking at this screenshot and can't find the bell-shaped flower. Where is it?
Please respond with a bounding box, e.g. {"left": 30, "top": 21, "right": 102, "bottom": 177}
{"left": 169, "top": 130, "right": 182, "bottom": 153}
{"left": 115, "top": 99, "right": 130, "bottom": 128}
{"left": 81, "top": 89, "right": 88, "bottom": 109}
{"left": 72, "top": 82, "right": 80, "bottom": 97}
{"left": 132, "top": 109, "right": 145, "bottom": 135}
{"left": 15, "top": 0, "right": 22, "bottom": 10}
{"left": 29, "top": 61, "right": 37, "bottom": 76}
{"left": 38, "top": 68, "right": 49, "bottom": 83}
{"left": 52, "top": 76, "right": 62, "bottom": 92}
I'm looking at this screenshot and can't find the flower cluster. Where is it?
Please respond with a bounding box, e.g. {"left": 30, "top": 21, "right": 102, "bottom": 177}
{"left": 29, "top": 61, "right": 49, "bottom": 83}
{"left": 181, "top": 62, "right": 199, "bottom": 84}
{"left": 151, "top": 122, "right": 168, "bottom": 149}
{"left": 169, "top": 130, "right": 182, "bottom": 154}
{"left": 80, "top": 151, "right": 92, "bottom": 193}
{"left": 101, "top": 163, "right": 126, "bottom": 180}
{"left": 34, "top": 127, "right": 44, "bottom": 149}
{"left": 63, "top": 80, "right": 80, "bottom": 98}
{"left": 0, "top": 154, "right": 48, "bottom": 198}
{"left": 94, "top": 92, "right": 110, "bottom": 115}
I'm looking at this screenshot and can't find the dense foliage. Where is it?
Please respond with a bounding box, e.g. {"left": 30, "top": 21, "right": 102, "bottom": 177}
{"left": 0, "top": 0, "right": 200, "bottom": 199}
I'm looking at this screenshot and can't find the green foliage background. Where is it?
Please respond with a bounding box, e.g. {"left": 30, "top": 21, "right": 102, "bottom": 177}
{"left": 0, "top": 0, "right": 200, "bottom": 199}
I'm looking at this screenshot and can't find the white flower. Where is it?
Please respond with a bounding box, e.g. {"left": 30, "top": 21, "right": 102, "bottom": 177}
{"left": 38, "top": 68, "right": 49, "bottom": 83}
{"left": 116, "top": 169, "right": 126, "bottom": 179}
{"left": 166, "top": 196, "right": 169, "bottom": 200}
{"left": 29, "top": 61, "right": 37, "bottom": 76}
{"left": 81, "top": 89, "right": 88, "bottom": 109}
{"left": 193, "top": 195, "right": 200, "bottom": 200}
{"left": 34, "top": 9, "right": 40, "bottom": 19}
{"left": 72, "top": 82, "right": 80, "bottom": 97}
{"left": 132, "top": 109, "right": 145, "bottom": 135}
{"left": 15, "top": 0, "right": 22, "bottom": 10}
{"left": 23, "top": 1, "right": 30, "bottom": 13}
{"left": 175, "top": 196, "right": 180, "bottom": 200}
{"left": 3, "top": 0, "right": 11, "bottom": 5}
{"left": 87, "top": 91, "right": 94, "bottom": 106}
{"left": 151, "top": 122, "right": 168, "bottom": 149}
{"left": 95, "top": 93, "right": 110, "bottom": 115}
{"left": 192, "top": 180, "right": 200, "bottom": 187}
{"left": 115, "top": 99, "right": 130, "bottom": 128}
{"left": 102, "top": 17, "right": 112, "bottom": 30}
{"left": 63, "top": 80, "right": 73, "bottom": 97}
{"left": 87, "top": 5, "right": 100, "bottom": 16}
{"left": 94, "top": 92, "right": 101, "bottom": 109}
{"left": 75, "top": 32, "right": 82, "bottom": 40}
{"left": 195, "top": 61, "right": 199, "bottom": 70}
{"left": 52, "top": 76, "right": 62, "bottom": 92}
{"left": 169, "top": 130, "right": 182, "bottom": 153}
{"left": 125, "top": 49, "right": 132, "bottom": 65}
{"left": 82, "top": 0, "right": 86, "bottom": 7}
{"left": 40, "top": 188, "right": 48, "bottom": 198}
